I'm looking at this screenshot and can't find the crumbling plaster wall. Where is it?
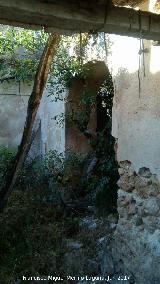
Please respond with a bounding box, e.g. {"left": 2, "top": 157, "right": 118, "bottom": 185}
{"left": 109, "top": 1, "right": 160, "bottom": 282}
{"left": 111, "top": 0, "right": 160, "bottom": 178}
{"left": 0, "top": 80, "right": 65, "bottom": 157}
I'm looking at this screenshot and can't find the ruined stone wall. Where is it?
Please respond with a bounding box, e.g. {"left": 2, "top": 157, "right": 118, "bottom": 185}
{"left": 111, "top": 161, "right": 160, "bottom": 283}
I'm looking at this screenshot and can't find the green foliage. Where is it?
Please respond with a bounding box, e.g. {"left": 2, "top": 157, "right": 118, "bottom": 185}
{"left": 0, "top": 27, "right": 84, "bottom": 87}
{"left": 52, "top": 87, "right": 96, "bottom": 129}
{"left": 0, "top": 146, "right": 15, "bottom": 191}
{"left": 85, "top": 75, "right": 118, "bottom": 215}
{"left": 86, "top": 129, "right": 119, "bottom": 215}
{"left": 80, "top": 88, "right": 96, "bottom": 106}
{"left": 0, "top": 147, "right": 106, "bottom": 283}
{"left": 0, "top": 26, "right": 112, "bottom": 106}
{"left": 48, "top": 32, "right": 111, "bottom": 100}
{"left": 97, "top": 73, "right": 114, "bottom": 120}
{"left": 0, "top": 26, "right": 48, "bottom": 82}
{"left": 51, "top": 68, "right": 118, "bottom": 215}
{"left": 0, "top": 146, "right": 15, "bottom": 171}
{"left": 0, "top": 147, "right": 81, "bottom": 282}
{"left": 63, "top": 150, "right": 83, "bottom": 169}
{"left": 0, "top": 28, "right": 118, "bottom": 280}
{"left": 0, "top": 146, "right": 84, "bottom": 194}
{"left": 0, "top": 188, "right": 75, "bottom": 283}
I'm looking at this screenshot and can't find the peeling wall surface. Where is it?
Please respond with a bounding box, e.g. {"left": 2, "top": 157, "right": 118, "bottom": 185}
{"left": 109, "top": 1, "right": 160, "bottom": 283}
{"left": 0, "top": 80, "right": 65, "bottom": 157}
{"left": 111, "top": 1, "right": 160, "bottom": 178}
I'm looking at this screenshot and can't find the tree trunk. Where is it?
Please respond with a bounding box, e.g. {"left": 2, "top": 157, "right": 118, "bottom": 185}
{"left": 0, "top": 33, "right": 60, "bottom": 212}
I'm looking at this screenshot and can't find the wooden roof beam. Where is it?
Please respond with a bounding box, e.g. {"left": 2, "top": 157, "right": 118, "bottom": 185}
{"left": 0, "top": 0, "right": 160, "bottom": 40}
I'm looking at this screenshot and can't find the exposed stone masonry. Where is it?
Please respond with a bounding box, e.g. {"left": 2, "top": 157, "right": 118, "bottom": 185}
{"left": 111, "top": 161, "right": 160, "bottom": 284}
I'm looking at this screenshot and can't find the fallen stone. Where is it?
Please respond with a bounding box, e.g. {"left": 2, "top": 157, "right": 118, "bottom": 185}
{"left": 143, "top": 197, "right": 160, "bottom": 216}
{"left": 138, "top": 167, "right": 152, "bottom": 178}
{"left": 151, "top": 175, "right": 160, "bottom": 187}
{"left": 142, "top": 216, "right": 160, "bottom": 233}
{"left": 127, "top": 201, "right": 137, "bottom": 216}
{"left": 134, "top": 216, "right": 143, "bottom": 226}
{"left": 118, "top": 167, "right": 125, "bottom": 176}
{"left": 119, "top": 160, "right": 132, "bottom": 169}
{"left": 135, "top": 176, "right": 151, "bottom": 189}
{"left": 117, "top": 175, "right": 134, "bottom": 192}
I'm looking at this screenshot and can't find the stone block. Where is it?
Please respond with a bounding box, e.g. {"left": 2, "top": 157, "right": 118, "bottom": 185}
{"left": 135, "top": 176, "right": 151, "bottom": 190}
{"left": 142, "top": 216, "right": 159, "bottom": 233}
{"left": 117, "top": 190, "right": 133, "bottom": 211}
{"left": 118, "top": 161, "right": 135, "bottom": 176}
{"left": 136, "top": 186, "right": 149, "bottom": 199}
{"left": 118, "top": 206, "right": 128, "bottom": 218}
{"left": 138, "top": 167, "right": 152, "bottom": 178}
{"left": 133, "top": 216, "right": 143, "bottom": 226}
{"left": 151, "top": 175, "right": 160, "bottom": 187}
{"left": 113, "top": 164, "right": 160, "bottom": 283}
{"left": 146, "top": 184, "right": 159, "bottom": 197}
{"left": 119, "top": 160, "right": 131, "bottom": 169}
{"left": 117, "top": 175, "right": 134, "bottom": 192}
{"left": 118, "top": 167, "right": 125, "bottom": 176}
{"left": 127, "top": 201, "right": 137, "bottom": 216}
{"left": 143, "top": 197, "right": 160, "bottom": 216}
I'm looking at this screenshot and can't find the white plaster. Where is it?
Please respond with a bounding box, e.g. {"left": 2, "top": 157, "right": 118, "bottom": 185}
{"left": 0, "top": 80, "right": 65, "bottom": 157}
{"left": 39, "top": 85, "right": 66, "bottom": 155}
{"left": 110, "top": 0, "right": 160, "bottom": 178}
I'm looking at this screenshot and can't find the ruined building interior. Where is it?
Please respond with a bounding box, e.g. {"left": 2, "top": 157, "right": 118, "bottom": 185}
{"left": 0, "top": 0, "right": 160, "bottom": 283}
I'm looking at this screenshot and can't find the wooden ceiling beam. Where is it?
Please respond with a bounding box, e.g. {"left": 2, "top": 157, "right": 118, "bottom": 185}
{"left": 0, "top": 0, "right": 160, "bottom": 40}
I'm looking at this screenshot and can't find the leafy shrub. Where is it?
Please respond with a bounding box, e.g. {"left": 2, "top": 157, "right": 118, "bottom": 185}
{"left": 0, "top": 188, "right": 75, "bottom": 283}
{"left": 0, "top": 144, "right": 118, "bottom": 282}
{"left": 0, "top": 148, "right": 84, "bottom": 283}
{"left": 0, "top": 146, "right": 15, "bottom": 191}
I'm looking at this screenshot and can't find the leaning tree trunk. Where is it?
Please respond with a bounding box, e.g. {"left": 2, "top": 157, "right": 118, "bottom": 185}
{"left": 0, "top": 33, "right": 60, "bottom": 212}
